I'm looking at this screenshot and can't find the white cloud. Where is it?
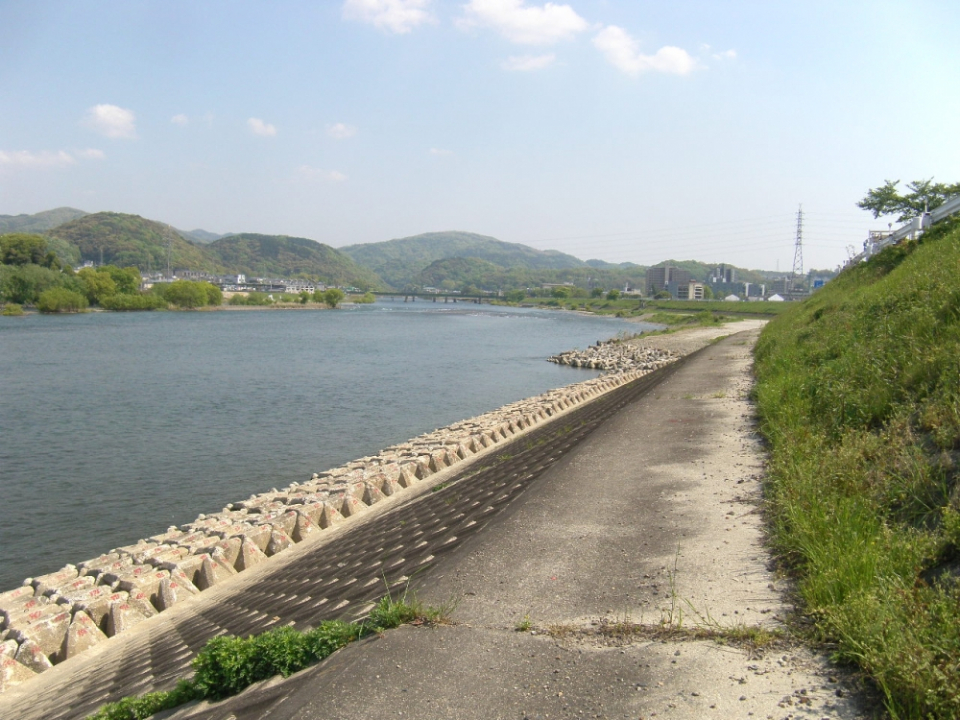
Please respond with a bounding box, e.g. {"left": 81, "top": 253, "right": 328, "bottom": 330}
{"left": 248, "top": 118, "right": 277, "bottom": 137}
{"left": 171, "top": 114, "right": 189, "bottom": 126}
{"left": 502, "top": 52, "right": 556, "bottom": 71}
{"left": 713, "top": 48, "right": 737, "bottom": 60}
{"left": 84, "top": 104, "right": 137, "bottom": 138}
{"left": 342, "top": 0, "right": 435, "bottom": 34}
{"left": 0, "top": 150, "right": 76, "bottom": 169}
{"left": 297, "top": 165, "right": 348, "bottom": 182}
{"left": 593, "top": 25, "right": 697, "bottom": 76}
{"left": 327, "top": 123, "right": 358, "bottom": 139}
{"left": 458, "top": 0, "right": 588, "bottom": 45}
{"left": 429, "top": 147, "right": 453, "bottom": 156}
{"left": 77, "top": 148, "right": 105, "bottom": 160}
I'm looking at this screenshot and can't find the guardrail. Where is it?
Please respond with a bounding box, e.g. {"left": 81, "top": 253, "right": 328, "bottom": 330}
{"left": 846, "top": 194, "right": 960, "bottom": 267}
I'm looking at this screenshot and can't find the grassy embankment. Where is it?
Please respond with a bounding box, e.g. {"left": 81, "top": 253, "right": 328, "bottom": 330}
{"left": 754, "top": 217, "right": 960, "bottom": 718}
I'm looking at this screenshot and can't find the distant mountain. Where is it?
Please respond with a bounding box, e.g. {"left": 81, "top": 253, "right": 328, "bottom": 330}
{"left": 48, "top": 212, "right": 221, "bottom": 272}
{"left": 340, "top": 231, "right": 585, "bottom": 290}
{"left": 0, "top": 207, "right": 87, "bottom": 234}
{"left": 585, "top": 259, "right": 642, "bottom": 270}
{"left": 207, "top": 234, "right": 382, "bottom": 288}
{"left": 180, "top": 228, "right": 227, "bottom": 244}
{"left": 415, "top": 257, "right": 505, "bottom": 288}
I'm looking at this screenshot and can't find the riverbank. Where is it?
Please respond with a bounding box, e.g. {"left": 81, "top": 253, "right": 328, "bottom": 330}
{"left": 0, "top": 320, "right": 680, "bottom": 693}
{"left": 81, "top": 318, "right": 874, "bottom": 720}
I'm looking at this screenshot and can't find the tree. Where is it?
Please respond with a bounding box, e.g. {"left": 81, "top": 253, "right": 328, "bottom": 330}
{"left": 0, "top": 233, "right": 47, "bottom": 266}
{"left": 606, "top": 289, "right": 621, "bottom": 301}
{"left": 103, "top": 265, "right": 142, "bottom": 294}
{"left": 551, "top": 286, "right": 570, "bottom": 299}
{"left": 37, "top": 287, "right": 88, "bottom": 313}
{"left": 202, "top": 282, "right": 223, "bottom": 306}
{"left": 857, "top": 178, "right": 960, "bottom": 222}
{"left": 163, "top": 280, "right": 208, "bottom": 308}
{"left": 590, "top": 287, "right": 604, "bottom": 298}
{"left": 323, "top": 288, "right": 345, "bottom": 308}
{"left": 78, "top": 267, "right": 117, "bottom": 304}
{"left": 505, "top": 289, "right": 526, "bottom": 303}
{"left": 0, "top": 264, "right": 76, "bottom": 304}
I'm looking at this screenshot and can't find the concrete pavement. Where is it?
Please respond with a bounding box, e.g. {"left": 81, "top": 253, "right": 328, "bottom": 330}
{"left": 156, "top": 326, "right": 878, "bottom": 720}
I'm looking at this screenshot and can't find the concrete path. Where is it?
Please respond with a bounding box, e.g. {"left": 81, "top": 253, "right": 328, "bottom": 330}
{"left": 155, "top": 327, "right": 878, "bottom": 720}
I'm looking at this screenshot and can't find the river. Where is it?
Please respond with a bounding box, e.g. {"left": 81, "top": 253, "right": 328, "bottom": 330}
{"left": 0, "top": 301, "right": 654, "bottom": 590}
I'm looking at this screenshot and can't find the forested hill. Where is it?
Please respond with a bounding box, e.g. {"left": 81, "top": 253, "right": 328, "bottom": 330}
{"left": 48, "top": 212, "right": 221, "bottom": 273}
{"left": 206, "top": 234, "right": 382, "bottom": 288}
{"left": 0, "top": 207, "right": 87, "bottom": 234}
{"left": 35, "top": 213, "right": 380, "bottom": 287}
{"left": 339, "top": 231, "right": 584, "bottom": 290}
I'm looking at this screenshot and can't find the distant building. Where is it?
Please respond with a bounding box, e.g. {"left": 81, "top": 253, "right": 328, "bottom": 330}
{"left": 709, "top": 264, "right": 736, "bottom": 284}
{"left": 675, "top": 281, "right": 705, "bottom": 300}
{"left": 770, "top": 278, "right": 792, "bottom": 296}
{"left": 284, "top": 280, "right": 317, "bottom": 294}
{"left": 645, "top": 266, "right": 691, "bottom": 296}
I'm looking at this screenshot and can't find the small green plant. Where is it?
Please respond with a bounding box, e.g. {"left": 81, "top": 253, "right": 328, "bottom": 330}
{"left": 86, "top": 593, "right": 446, "bottom": 720}
{"left": 515, "top": 615, "right": 532, "bottom": 632}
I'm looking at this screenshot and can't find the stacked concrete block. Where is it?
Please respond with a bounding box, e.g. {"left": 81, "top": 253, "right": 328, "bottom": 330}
{"left": 0, "top": 638, "right": 36, "bottom": 693}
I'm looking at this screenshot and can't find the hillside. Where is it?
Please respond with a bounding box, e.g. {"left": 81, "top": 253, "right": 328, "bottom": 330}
{"left": 340, "top": 231, "right": 585, "bottom": 290}
{"left": 207, "top": 234, "right": 381, "bottom": 288}
{"left": 0, "top": 207, "right": 87, "bottom": 234}
{"left": 180, "top": 228, "right": 227, "bottom": 244}
{"left": 753, "top": 215, "right": 960, "bottom": 717}
{"left": 48, "top": 212, "right": 221, "bottom": 272}
{"left": 415, "top": 256, "right": 504, "bottom": 289}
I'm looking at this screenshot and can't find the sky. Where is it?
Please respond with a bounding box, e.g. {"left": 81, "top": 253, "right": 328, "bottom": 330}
{"left": 1, "top": 0, "right": 958, "bottom": 273}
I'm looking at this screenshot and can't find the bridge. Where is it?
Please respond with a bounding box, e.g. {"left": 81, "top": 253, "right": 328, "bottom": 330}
{"left": 371, "top": 291, "right": 488, "bottom": 304}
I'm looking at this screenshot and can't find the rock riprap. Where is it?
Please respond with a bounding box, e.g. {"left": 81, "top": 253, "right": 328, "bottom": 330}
{"left": 0, "top": 340, "right": 678, "bottom": 693}
{"left": 548, "top": 341, "right": 675, "bottom": 372}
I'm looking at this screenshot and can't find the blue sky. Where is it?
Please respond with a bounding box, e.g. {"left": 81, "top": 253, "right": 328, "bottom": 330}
{"left": 1, "top": 0, "right": 957, "bottom": 272}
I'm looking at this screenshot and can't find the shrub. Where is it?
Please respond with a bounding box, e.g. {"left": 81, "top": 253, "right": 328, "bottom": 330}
{"left": 37, "top": 288, "right": 88, "bottom": 313}
{"left": 322, "top": 287, "right": 345, "bottom": 308}
{"left": 2, "top": 303, "right": 24, "bottom": 316}
{"left": 229, "top": 291, "right": 273, "bottom": 306}
{"left": 99, "top": 294, "right": 168, "bottom": 311}
{"left": 162, "top": 280, "right": 221, "bottom": 308}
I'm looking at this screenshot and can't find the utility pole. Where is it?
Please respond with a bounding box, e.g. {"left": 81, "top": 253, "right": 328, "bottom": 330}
{"left": 792, "top": 204, "right": 804, "bottom": 286}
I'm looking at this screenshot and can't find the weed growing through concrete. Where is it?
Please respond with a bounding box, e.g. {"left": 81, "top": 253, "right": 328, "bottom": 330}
{"left": 85, "top": 593, "right": 450, "bottom": 720}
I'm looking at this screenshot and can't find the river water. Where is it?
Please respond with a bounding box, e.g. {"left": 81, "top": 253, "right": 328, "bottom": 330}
{"left": 0, "top": 301, "right": 653, "bottom": 591}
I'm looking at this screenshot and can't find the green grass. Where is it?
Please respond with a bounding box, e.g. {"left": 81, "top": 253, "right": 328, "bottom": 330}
{"left": 647, "top": 299, "right": 788, "bottom": 316}
{"left": 753, "top": 216, "right": 960, "bottom": 718}
{"left": 85, "top": 593, "right": 447, "bottom": 720}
